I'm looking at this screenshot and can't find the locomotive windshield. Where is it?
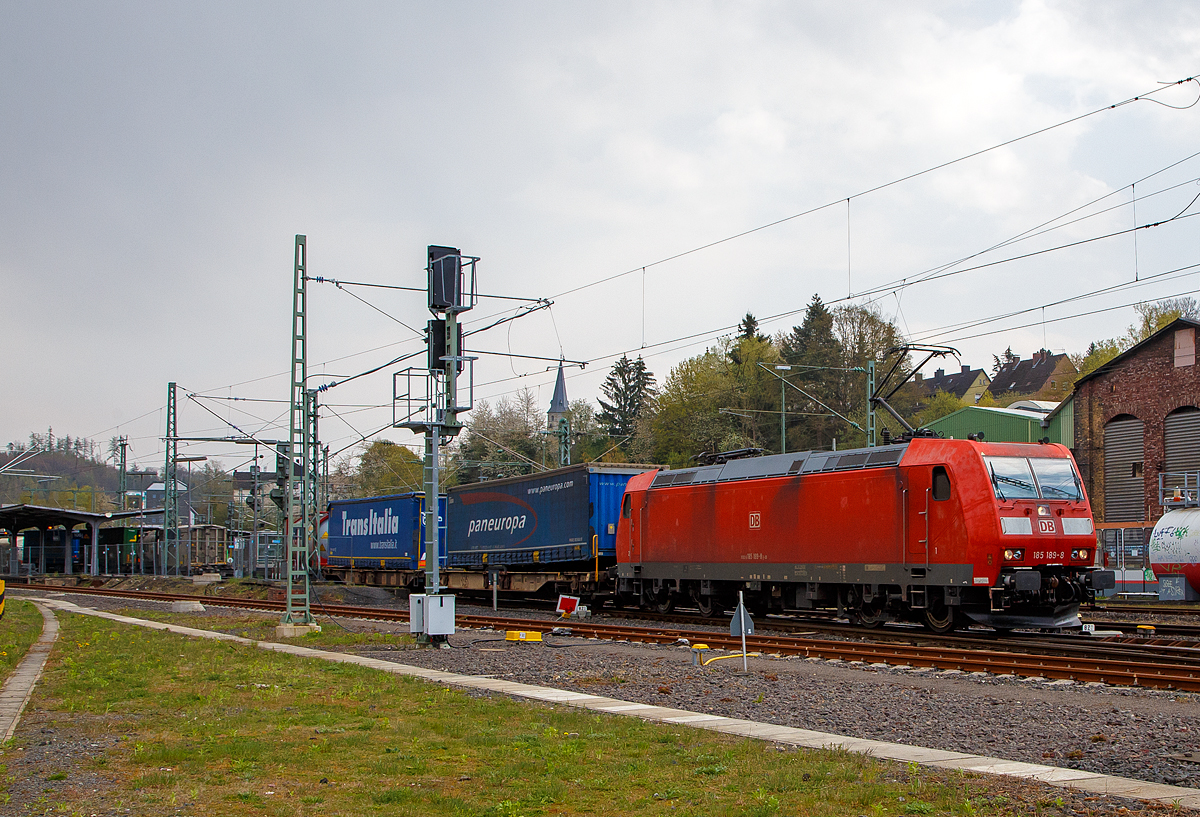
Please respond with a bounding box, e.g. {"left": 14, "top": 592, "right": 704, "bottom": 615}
{"left": 983, "top": 456, "right": 1083, "bottom": 501}
{"left": 1029, "top": 458, "right": 1083, "bottom": 500}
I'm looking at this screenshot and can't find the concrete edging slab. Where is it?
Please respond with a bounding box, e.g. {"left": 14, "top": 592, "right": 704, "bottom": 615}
{"left": 0, "top": 602, "right": 59, "bottom": 742}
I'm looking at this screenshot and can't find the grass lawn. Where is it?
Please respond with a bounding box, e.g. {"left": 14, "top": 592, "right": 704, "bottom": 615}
{"left": 107, "top": 606, "right": 408, "bottom": 651}
{"left": 0, "top": 599, "right": 44, "bottom": 681}
{"left": 1, "top": 611, "right": 1114, "bottom": 816}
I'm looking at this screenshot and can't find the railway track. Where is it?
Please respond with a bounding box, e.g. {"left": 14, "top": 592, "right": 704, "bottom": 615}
{"left": 14, "top": 583, "right": 1200, "bottom": 693}
{"left": 1092, "top": 602, "right": 1200, "bottom": 616}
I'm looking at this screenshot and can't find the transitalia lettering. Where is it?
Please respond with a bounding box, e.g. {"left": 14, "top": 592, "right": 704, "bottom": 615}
{"left": 341, "top": 508, "right": 400, "bottom": 537}
{"left": 467, "top": 515, "right": 528, "bottom": 537}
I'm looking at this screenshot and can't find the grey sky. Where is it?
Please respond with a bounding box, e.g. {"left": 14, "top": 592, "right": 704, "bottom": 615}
{"left": 3, "top": 1, "right": 1199, "bottom": 470}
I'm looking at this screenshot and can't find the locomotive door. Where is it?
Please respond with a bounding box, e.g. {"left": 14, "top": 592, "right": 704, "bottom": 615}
{"left": 905, "top": 468, "right": 933, "bottom": 564}
{"left": 624, "top": 492, "right": 644, "bottom": 564}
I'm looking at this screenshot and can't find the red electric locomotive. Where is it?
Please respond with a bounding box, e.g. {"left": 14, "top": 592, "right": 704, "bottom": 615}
{"left": 614, "top": 437, "right": 1114, "bottom": 631}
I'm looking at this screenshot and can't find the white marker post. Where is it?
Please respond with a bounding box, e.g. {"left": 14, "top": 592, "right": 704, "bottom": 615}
{"left": 730, "top": 590, "right": 754, "bottom": 671}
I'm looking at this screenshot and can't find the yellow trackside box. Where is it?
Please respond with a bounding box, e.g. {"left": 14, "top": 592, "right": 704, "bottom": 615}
{"left": 505, "top": 630, "right": 542, "bottom": 642}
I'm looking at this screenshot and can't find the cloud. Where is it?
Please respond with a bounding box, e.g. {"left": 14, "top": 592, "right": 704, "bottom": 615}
{"left": 2, "top": 1, "right": 1200, "bottom": 458}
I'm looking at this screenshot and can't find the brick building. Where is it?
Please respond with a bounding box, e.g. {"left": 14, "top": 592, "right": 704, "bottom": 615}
{"left": 1065, "top": 318, "right": 1200, "bottom": 524}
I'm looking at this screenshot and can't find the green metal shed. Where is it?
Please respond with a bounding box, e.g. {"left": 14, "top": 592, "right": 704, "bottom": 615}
{"left": 924, "top": 404, "right": 1067, "bottom": 444}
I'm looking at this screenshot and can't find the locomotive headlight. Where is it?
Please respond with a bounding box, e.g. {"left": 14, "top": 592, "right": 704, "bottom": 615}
{"left": 1003, "top": 548, "right": 1024, "bottom": 561}
{"left": 1037, "top": 505, "right": 1051, "bottom": 517}
{"left": 1072, "top": 549, "right": 1090, "bottom": 560}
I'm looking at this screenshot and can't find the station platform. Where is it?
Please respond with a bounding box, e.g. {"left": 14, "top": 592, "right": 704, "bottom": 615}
{"left": 14, "top": 597, "right": 1200, "bottom": 811}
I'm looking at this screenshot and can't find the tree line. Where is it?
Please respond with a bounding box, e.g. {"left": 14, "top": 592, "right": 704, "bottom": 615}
{"left": 15, "top": 297, "right": 1195, "bottom": 507}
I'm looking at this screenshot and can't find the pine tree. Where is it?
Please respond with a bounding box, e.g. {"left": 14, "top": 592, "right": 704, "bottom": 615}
{"left": 738, "top": 312, "right": 766, "bottom": 342}
{"left": 597, "top": 355, "right": 657, "bottom": 443}
{"left": 780, "top": 295, "right": 845, "bottom": 450}
{"left": 992, "top": 346, "right": 1018, "bottom": 376}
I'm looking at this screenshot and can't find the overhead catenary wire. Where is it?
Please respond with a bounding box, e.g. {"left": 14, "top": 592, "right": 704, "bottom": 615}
{"left": 544, "top": 75, "right": 1200, "bottom": 302}
{"left": 468, "top": 250, "right": 1200, "bottom": 403}
{"left": 167, "top": 80, "right": 1200, "bottom": 424}
{"left": 907, "top": 259, "right": 1200, "bottom": 345}
{"left": 464, "top": 157, "right": 1200, "bottom": 400}
{"left": 937, "top": 284, "right": 1200, "bottom": 346}
{"left": 97, "top": 78, "right": 1200, "bottom": 458}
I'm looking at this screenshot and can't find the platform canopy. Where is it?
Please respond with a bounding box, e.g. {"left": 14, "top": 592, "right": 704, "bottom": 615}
{"left": 0, "top": 503, "right": 162, "bottom": 535}
{"left": 0, "top": 504, "right": 165, "bottom": 577}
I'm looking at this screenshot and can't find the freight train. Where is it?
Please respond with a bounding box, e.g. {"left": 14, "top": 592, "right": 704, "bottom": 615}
{"left": 321, "top": 438, "right": 1114, "bottom": 631}
{"left": 322, "top": 464, "right": 643, "bottom": 595}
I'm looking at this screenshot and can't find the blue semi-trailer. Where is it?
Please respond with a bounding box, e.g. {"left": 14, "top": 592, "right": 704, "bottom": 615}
{"left": 323, "top": 493, "right": 446, "bottom": 569}
{"left": 444, "top": 463, "right": 653, "bottom": 568}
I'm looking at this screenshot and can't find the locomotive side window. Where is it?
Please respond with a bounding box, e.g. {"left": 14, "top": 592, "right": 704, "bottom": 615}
{"left": 622, "top": 494, "right": 631, "bottom": 518}
{"left": 1029, "top": 458, "right": 1083, "bottom": 501}
{"left": 932, "top": 466, "right": 951, "bottom": 501}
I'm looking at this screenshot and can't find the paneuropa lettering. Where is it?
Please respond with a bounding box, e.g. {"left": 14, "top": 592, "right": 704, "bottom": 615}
{"left": 467, "top": 514, "right": 528, "bottom": 537}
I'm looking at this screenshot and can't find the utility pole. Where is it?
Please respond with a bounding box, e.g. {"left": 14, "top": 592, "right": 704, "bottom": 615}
{"left": 558, "top": 416, "right": 570, "bottom": 467}
{"left": 116, "top": 436, "right": 128, "bottom": 511}
{"left": 164, "top": 382, "right": 178, "bottom": 577}
{"left": 773, "top": 365, "right": 791, "bottom": 454}
{"left": 319, "top": 443, "right": 329, "bottom": 571}
{"left": 250, "top": 455, "right": 261, "bottom": 578}
{"left": 280, "top": 235, "right": 317, "bottom": 633}
{"left": 866, "top": 360, "right": 876, "bottom": 447}
{"left": 306, "top": 388, "right": 321, "bottom": 581}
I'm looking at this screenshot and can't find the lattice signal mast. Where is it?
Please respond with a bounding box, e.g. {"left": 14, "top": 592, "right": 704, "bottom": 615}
{"left": 395, "top": 246, "right": 478, "bottom": 636}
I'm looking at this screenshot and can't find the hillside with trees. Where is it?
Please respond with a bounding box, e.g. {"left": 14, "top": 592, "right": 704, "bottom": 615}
{"left": 0, "top": 430, "right": 122, "bottom": 508}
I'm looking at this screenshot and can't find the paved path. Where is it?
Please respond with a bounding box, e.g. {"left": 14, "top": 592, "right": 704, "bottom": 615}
{"left": 27, "top": 597, "right": 1200, "bottom": 810}
{"left": 0, "top": 601, "right": 59, "bottom": 742}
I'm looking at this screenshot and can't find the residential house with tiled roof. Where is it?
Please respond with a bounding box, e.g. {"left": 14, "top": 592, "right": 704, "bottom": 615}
{"left": 988, "top": 349, "right": 1076, "bottom": 402}
{"left": 913, "top": 365, "right": 990, "bottom": 404}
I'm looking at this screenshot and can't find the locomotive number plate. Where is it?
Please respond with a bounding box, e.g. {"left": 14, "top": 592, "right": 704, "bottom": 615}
{"left": 749, "top": 512, "right": 761, "bottom": 529}
{"left": 1038, "top": 519, "right": 1056, "bottom": 534}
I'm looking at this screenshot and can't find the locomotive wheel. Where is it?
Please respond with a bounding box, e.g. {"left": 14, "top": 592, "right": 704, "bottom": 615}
{"left": 643, "top": 588, "right": 675, "bottom": 614}
{"left": 923, "top": 602, "right": 958, "bottom": 634}
{"left": 693, "top": 592, "right": 724, "bottom": 618}
{"left": 856, "top": 601, "right": 886, "bottom": 629}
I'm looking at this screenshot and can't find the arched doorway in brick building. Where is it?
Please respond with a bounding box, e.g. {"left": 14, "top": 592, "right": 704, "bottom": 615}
{"left": 1164, "top": 406, "right": 1200, "bottom": 490}
{"left": 1104, "top": 414, "right": 1144, "bottom": 523}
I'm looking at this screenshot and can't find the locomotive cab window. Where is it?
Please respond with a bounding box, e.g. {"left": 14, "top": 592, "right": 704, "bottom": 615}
{"left": 932, "top": 466, "right": 951, "bottom": 501}
{"left": 622, "top": 494, "right": 631, "bottom": 518}
{"left": 1029, "top": 458, "right": 1083, "bottom": 501}
{"left": 983, "top": 457, "right": 1038, "bottom": 500}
